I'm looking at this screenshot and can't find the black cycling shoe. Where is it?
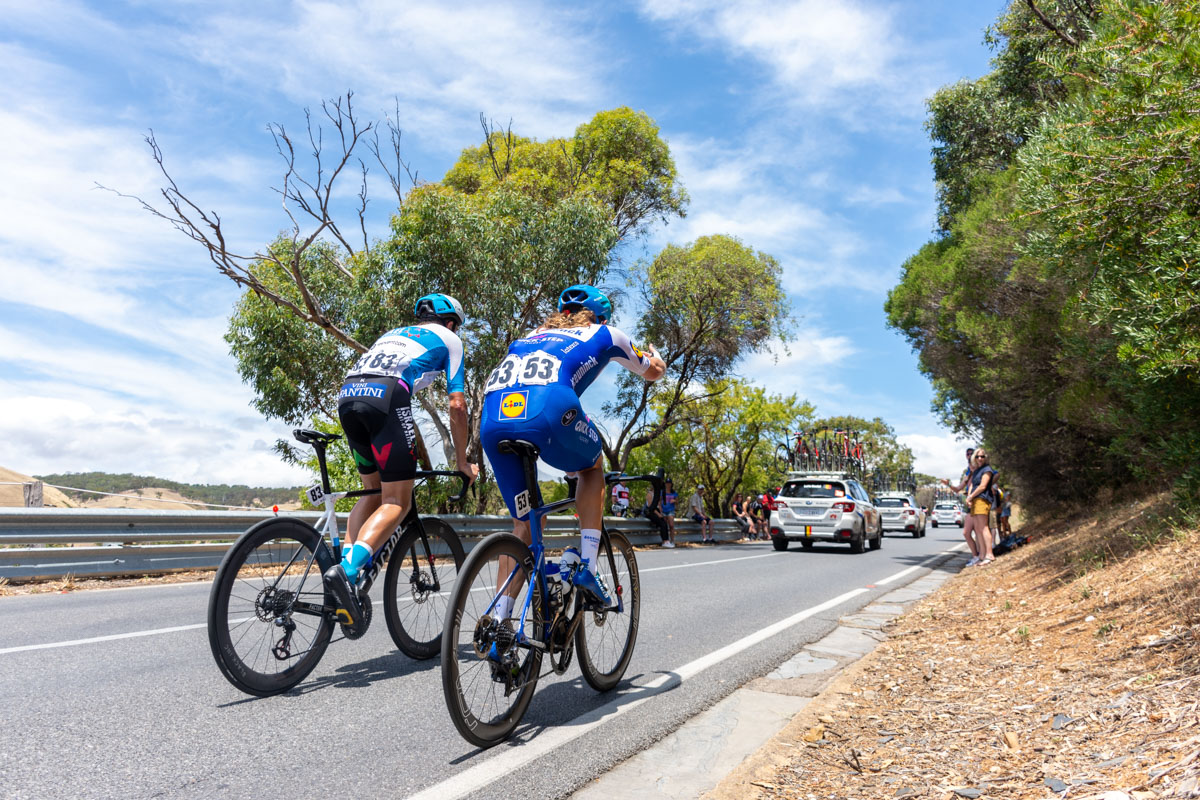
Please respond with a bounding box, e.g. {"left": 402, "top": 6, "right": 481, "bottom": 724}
{"left": 322, "top": 564, "right": 362, "bottom": 628}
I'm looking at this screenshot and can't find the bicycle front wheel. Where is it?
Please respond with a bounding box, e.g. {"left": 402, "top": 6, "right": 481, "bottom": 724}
{"left": 576, "top": 529, "right": 640, "bottom": 692}
{"left": 441, "top": 532, "right": 544, "bottom": 748}
{"left": 207, "top": 518, "right": 336, "bottom": 696}
{"left": 384, "top": 517, "right": 465, "bottom": 659}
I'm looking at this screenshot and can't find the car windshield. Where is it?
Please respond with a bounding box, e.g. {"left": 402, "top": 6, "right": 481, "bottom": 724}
{"left": 876, "top": 498, "right": 908, "bottom": 507}
{"left": 781, "top": 481, "right": 846, "bottom": 499}
{"left": 935, "top": 504, "right": 958, "bottom": 510}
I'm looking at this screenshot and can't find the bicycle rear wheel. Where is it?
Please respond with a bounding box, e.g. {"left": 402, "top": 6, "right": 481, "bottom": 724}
{"left": 207, "top": 518, "right": 335, "bottom": 696}
{"left": 774, "top": 443, "right": 792, "bottom": 474}
{"left": 384, "top": 517, "right": 465, "bottom": 659}
{"left": 576, "top": 530, "right": 640, "bottom": 691}
{"left": 441, "top": 532, "right": 544, "bottom": 748}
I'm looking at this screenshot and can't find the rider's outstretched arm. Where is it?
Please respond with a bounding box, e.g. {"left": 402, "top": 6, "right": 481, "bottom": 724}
{"left": 448, "top": 391, "right": 478, "bottom": 483}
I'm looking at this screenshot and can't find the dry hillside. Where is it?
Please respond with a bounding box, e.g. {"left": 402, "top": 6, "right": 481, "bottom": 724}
{"left": 0, "top": 467, "right": 76, "bottom": 507}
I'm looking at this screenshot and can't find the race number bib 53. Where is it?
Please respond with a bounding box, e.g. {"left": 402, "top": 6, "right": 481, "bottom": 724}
{"left": 486, "top": 351, "right": 562, "bottom": 390}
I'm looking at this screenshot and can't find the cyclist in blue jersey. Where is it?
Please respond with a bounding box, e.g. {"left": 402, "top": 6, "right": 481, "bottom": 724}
{"left": 324, "top": 293, "right": 479, "bottom": 625}
{"left": 481, "top": 285, "right": 665, "bottom": 612}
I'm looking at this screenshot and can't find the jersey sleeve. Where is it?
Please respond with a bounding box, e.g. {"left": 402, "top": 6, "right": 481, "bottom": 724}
{"left": 442, "top": 330, "right": 466, "bottom": 393}
{"left": 604, "top": 327, "right": 654, "bottom": 376}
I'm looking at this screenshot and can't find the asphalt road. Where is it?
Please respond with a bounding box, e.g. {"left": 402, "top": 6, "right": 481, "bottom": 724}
{"left": 0, "top": 527, "right": 964, "bottom": 799}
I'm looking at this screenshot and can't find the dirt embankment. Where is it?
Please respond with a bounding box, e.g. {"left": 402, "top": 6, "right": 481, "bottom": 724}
{"left": 712, "top": 494, "right": 1200, "bottom": 800}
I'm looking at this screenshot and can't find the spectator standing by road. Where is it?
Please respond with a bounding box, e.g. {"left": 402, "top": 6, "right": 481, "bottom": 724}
{"left": 689, "top": 485, "right": 714, "bottom": 543}
{"left": 642, "top": 485, "right": 673, "bottom": 548}
{"left": 731, "top": 492, "right": 752, "bottom": 540}
{"left": 662, "top": 479, "right": 678, "bottom": 545}
{"left": 963, "top": 449, "right": 998, "bottom": 566}
{"left": 941, "top": 447, "right": 981, "bottom": 564}
{"left": 611, "top": 479, "right": 630, "bottom": 517}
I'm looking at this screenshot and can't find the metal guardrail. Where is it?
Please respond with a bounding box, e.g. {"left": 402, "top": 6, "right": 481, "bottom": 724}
{"left": 0, "top": 508, "right": 740, "bottom": 582}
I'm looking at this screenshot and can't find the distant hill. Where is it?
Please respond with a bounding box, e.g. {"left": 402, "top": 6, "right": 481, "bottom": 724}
{"left": 35, "top": 472, "right": 303, "bottom": 509}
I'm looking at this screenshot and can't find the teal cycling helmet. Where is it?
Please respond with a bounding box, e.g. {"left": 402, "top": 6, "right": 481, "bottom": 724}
{"left": 557, "top": 284, "right": 612, "bottom": 323}
{"left": 414, "top": 293, "right": 465, "bottom": 327}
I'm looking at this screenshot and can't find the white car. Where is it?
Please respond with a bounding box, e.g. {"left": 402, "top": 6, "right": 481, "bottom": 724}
{"left": 769, "top": 472, "right": 883, "bottom": 554}
{"left": 931, "top": 502, "right": 964, "bottom": 528}
{"left": 875, "top": 492, "right": 926, "bottom": 538}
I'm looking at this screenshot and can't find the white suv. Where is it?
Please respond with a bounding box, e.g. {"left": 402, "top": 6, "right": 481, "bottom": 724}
{"left": 769, "top": 473, "right": 883, "bottom": 554}
{"left": 931, "top": 502, "right": 964, "bottom": 528}
{"left": 876, "top": 492, "right": 926, "bottom": 538}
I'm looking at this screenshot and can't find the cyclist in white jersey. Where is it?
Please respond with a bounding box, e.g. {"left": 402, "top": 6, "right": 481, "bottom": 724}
{"left": 324, "top": 293, "right": 478, "bottom": 623}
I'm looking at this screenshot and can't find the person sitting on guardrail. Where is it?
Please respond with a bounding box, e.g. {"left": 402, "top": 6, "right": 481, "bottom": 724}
{"left": 689, "top": 485, "right": 715, "bottom": 543}
{"left": 732, "top": 492, "right": 753, "bottom": 540}
{"left": 611, "top": 479, "right": 630, "bottom": 518}
{"left": 662, "top": 478, "right": 678, "bottom": 545}
{"left": 642, "top": 486, "right": 673, "bottom": 547}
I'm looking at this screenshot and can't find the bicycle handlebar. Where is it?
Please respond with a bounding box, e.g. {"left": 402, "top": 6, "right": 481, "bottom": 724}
{"left": 604, "top": 466, "right": 665, "bottom": 491}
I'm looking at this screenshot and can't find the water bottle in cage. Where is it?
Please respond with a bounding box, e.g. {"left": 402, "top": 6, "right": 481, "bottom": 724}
{"left": 558, "top": 547, "right": 581, "bottom": 592}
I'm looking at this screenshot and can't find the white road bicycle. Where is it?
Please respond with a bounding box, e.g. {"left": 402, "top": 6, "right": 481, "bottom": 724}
{"left": 207, "top": 428, "right": 469, "bottom": 696}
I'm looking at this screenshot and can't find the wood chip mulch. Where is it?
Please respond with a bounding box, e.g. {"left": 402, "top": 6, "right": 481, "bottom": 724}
{"left": 712, "top": 493, "right": 1200, "bottom": 800}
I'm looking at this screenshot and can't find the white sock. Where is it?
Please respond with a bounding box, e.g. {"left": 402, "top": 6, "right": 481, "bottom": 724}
{"left": 495, "top": 594, "right": 515, "bottom": 620}
{"left": 580, "top": 528, "right": 601, "bottom": 569}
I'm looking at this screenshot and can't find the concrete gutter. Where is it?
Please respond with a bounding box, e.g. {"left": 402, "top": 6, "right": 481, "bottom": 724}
{"left": 571, "top": 552, "right": 968, "bottom": 799}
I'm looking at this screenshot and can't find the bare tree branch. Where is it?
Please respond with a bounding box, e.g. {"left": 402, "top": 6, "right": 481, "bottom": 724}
{"left": 1025, "top": 0, "right": 1079, "bottom": 47}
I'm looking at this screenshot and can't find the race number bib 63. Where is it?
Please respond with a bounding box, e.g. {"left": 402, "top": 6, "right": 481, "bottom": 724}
{"left": 486, "top": 351, "right": 562, "bottom": 390}
{"left": 350, "top": 337, "right": 422, "bottom": 377}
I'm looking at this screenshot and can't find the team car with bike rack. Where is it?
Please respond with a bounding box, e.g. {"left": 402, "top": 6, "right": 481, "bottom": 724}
{"left": 768, "top": 471, "right": 884, "bottom": 553}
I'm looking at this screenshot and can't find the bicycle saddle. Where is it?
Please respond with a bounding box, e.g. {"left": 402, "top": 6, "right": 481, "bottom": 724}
{"left": 293, "top": 428, "right": 342, "bottom": 445}
{"left": 497, "top": 440, "right": 540, "bottom": 460}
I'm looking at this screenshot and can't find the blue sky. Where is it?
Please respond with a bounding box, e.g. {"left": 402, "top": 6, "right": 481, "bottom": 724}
{"left": 0, "top": 0, "right": 1004, "bottom": 486}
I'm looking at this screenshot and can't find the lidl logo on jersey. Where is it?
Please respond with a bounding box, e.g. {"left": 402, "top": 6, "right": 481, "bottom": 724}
{"left": 499, "top": 390, "right": 529, "bottom": 420}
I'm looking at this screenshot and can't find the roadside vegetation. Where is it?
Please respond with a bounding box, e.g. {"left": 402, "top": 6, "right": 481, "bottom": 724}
{"left": 885, "top": 0, "right": 1200, "bottom": 510}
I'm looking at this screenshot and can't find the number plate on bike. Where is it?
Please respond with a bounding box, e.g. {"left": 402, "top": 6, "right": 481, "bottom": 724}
{"left": 514, "top": 490, "right": 531, "bottom": 517}
{"left": 306, "top": 485, "right": 325, "bottom": 506}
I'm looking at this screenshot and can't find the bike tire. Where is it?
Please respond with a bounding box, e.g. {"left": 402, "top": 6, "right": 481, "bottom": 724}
{"left": 384, "top": 517, "right": 465, "bottom": 659}
{"left": 441, "top": 532, "right": 544, "bottom": 748}
{"left": 207, "top": 517, "right": 336, "bottom": 697}
{"left": 576, "top": 530, "right": 640, "bottom": 692}
{"left": 774, "top": 443, "right": 792, "bottom": 475}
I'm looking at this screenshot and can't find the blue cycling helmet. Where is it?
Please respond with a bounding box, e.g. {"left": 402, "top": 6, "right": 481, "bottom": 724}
{"left": 414, "top": 293, "right": 465, "bottom": 327}
{"left": 557, "top": 284, "right": 612, "bottom": 323}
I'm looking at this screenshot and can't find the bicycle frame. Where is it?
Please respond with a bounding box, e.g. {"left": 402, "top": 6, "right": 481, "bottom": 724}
{"left": 482, "top": 469, "right": 660, "bottom": 654}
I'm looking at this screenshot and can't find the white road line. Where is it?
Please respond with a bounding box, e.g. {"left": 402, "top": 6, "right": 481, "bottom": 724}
{"left": 0, "top": 623, "right": 209, "bottom": 655}
{"left": 640, "top": 552, "right": 779, "bottom": 573}
{"left": 406, "top": 586, "right": 869, "bottom": 800}
{"left": 874, "top": 543, "right": 968, "bottom": 587}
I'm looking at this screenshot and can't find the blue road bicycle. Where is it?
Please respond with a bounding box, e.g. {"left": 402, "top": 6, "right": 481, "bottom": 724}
{"left": 440, "top": 439, "right": 661, "bottom": 748}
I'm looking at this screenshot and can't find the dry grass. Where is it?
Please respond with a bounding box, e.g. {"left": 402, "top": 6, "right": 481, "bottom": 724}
{"left": 713, "top": 492, "right": 1200, "bottom": 800}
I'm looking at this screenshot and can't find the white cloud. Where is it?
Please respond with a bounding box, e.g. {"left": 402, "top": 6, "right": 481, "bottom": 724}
{"left": 179, "top": 0, "right": 609, "bottom": 142}
{"left": 897, "top": 431, "right": 973, "bottom": 481}
{"left": 641, "top": 0, "right": 907, "bottom": 109}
